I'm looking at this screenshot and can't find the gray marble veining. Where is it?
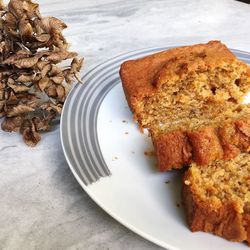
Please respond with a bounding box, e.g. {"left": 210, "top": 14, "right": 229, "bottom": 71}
{"left": 1, "top": 0, "right": 250, "bottom": 249}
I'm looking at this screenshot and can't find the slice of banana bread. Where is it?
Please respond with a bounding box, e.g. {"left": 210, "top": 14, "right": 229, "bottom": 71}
{"left": 152, "top": 107, "right": 250, "bottom": 171}
{"left": 183, "top": 153, "right": 250, "bottom": 244}
{"left": 120, "top": 41, "right": 250, "bottom": 130}
{"left": 120, "top": 41, "right": 250, "bottom": 171}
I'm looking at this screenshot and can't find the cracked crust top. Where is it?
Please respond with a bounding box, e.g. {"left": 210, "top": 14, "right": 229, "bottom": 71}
{"left": 120, "top": 41, "right": 240, "bottom": 112}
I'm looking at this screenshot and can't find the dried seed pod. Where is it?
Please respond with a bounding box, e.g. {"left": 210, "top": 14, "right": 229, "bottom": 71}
{"left": 16, "top": 73, "right": 36, "bottom": 83}
{"left": 40, "top": 63, "right": 51, "bottom": 78}
{"left": 56, "top": 85, "right": 65, "bottom": 101}
{"left": 46, "top": 84, "right": 57, "bottom": 98}
{"left": 38, "top": 76, "right": 50, "bottom": 91}
{"left": 19, "top": 15, "right": 33, "bottom": 39}
{"left": 0, "top": 0, "right": 83, "bottom": 146}
{"left": 32, "top": 116, "right": 50, "bottom": 131}
{"left": 46, "top": 50, "right": 77, "bottom": 63}
{"left": 1, "top": 115, "right": 24, "bottom": 132}
{"left": 4, "top": 12, "right": 16, "bottom": 29}
{"left": 21, "top": 119, "right": 41, "bottom": 147}
{"left": 51, "top": 75, "right": 64, "bottom": 85}
{"left": 7, "top": 104, "right": 35, "bottom": 117}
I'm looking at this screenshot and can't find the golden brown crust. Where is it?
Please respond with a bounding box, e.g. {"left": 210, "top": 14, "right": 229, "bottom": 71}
{"left": 153, "top": 130, "right": 192, "bottom": 171}
{"left": 154, "top": 42, "right": 237, "bottom": 89}
{"left": 245, "top": 215, "right": 250, "bottom": 244}
{"left": 153, "top": 118, "right": 250, "bottom": 171}
{"left": 120, "top": 41, "right": 238, "bottom": 118}
{"left": 219, "top": 118, "right": 250, "bottom": 160}
{"left": 183, "top": 171, "right": 250, "bottom": 244}
{"left": 188, "top": 127, "right": 223, "bottom": 165}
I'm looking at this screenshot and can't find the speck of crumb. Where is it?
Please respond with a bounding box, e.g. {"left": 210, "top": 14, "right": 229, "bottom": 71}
{"left": 165, "top": 180, "right": 170, "bottom": 184}
{"left": 109, "top": 120, "right": 112, "bottom": 123}
{"left": 112, "top": 156, "right": 118, "bottom": 161}
{"left": 131, "top": 151, "right": 135, "bottom": 154}
{"left": 144, "top": 151, "right": 155, "bottom": 157}
{"left": 176, "top": 203, "right": 180, "bottom": 208}
{"left": 125, "top": 132, "right": 129, "bottom": 135}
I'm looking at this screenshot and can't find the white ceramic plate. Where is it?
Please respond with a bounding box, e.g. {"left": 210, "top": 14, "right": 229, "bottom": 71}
{"left": 60, "top": 47, "right": 250, "bottom": 250}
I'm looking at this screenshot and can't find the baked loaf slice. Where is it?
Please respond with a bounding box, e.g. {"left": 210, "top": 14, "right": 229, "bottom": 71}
{"left": 120, "top": 41, "right": 250, "bottom": 171}
{"left": 183, "top": 153, "right": 250, "bottom": 244}
{"left": 120, "top": 41, "right": 250, "bottom": 129}
{"left": 153, "top": 111, "right": 250, "bottom": 171}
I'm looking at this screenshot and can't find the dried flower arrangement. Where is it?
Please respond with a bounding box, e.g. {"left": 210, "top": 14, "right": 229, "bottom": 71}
{"left": 0, "top": 0, "right": 83, "bottom": 146}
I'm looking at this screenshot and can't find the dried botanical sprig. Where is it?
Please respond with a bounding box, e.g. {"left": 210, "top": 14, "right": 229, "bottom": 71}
{"left": 0, "top": 0, "right": 83, "bottom": 146}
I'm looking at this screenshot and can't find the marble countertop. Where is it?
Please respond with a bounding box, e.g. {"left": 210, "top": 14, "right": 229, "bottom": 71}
{"left": 1, "top": 0, "right": 250, "bottom": 249}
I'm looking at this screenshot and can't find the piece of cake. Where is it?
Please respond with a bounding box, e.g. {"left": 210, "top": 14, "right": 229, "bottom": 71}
{"left": 120, "top": 41, "right": 250, "bottom": 171}
{"left": 153, "top": 113, "right": 250, "bottom": 171}
{"left": 183, "top": 153, "right": 250, "bottom": 244}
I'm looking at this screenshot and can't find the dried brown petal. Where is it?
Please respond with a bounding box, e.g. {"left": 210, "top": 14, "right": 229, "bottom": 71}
{"left": 8, "top": 0, "right": 23, "bottom": 19}
{"left": 63, "top": 69, "right": 74, "bottom": 84}
{"left": 4, "top": 12, "right": 17, "bottom": 29}
{"left": 35, "top": 33, "right": 50, "bottom": 43}
{"left": 46, "top": 84, "right": 57, "bottom": 97}
{"left": 3, "top": 50, "right": 47, "bottom": 68}
{"left": 37, "top": 60, "right": 49, "bottom": 70}
{"left": 46, "top": 50, "right": 77, "bottom": 63}
{"left": 40, "top": 63, "right": 51, "bottom": 78}
{"left": 71, "top": 57, "right": 84, "bottom": 73}
{"left": 51, "top": 75, "right": 64, "bottom": 84}
{"left": 15, "top": 92, "right": 37, "bottom": 103}
{"left": 41, "top": 102, "right": 62, "bottom": 114}
{"left": 32, "top": 115, "right": 54, "bottom": 131}
{"left": 7, "top": 104, "right": 35, "bottom": 117}
{"left": 22, "top": 121, "right": 41, "bottom": 147}
{"left": 1, "top": 115, "right": 24, "bottom": 132}
{"left": 8, "top": 55, "right": 39, "bottom": 68}
{"left": 19, "top": 16, "right": 33, "bottom": 39}
{"left": 8, "top": 82, "right": 30, "bottom": 92}
{"left": 3, "top": 52, "right": 28, "bottom": 63}
{"left": 22, "top": 0, "right": 40, "bottom": 19}
{"left": 17, "top": 74, "right": 36, "bottom": 83}
{"left": 41, "top": 16, "right": 67, "bottom": 34}
{"left": 56, "top": 85, "right": 65, "bottom": 100}
{"left": 50, "top": 64, "right": 62, "bottom": 76}
{"left": 38, "top": 76, "right": 50, "bottom": 91}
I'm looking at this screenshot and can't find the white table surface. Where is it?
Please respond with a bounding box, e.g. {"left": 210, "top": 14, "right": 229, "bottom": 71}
{"left": 1, "top": 0, "right": 250, "bottom": 249}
